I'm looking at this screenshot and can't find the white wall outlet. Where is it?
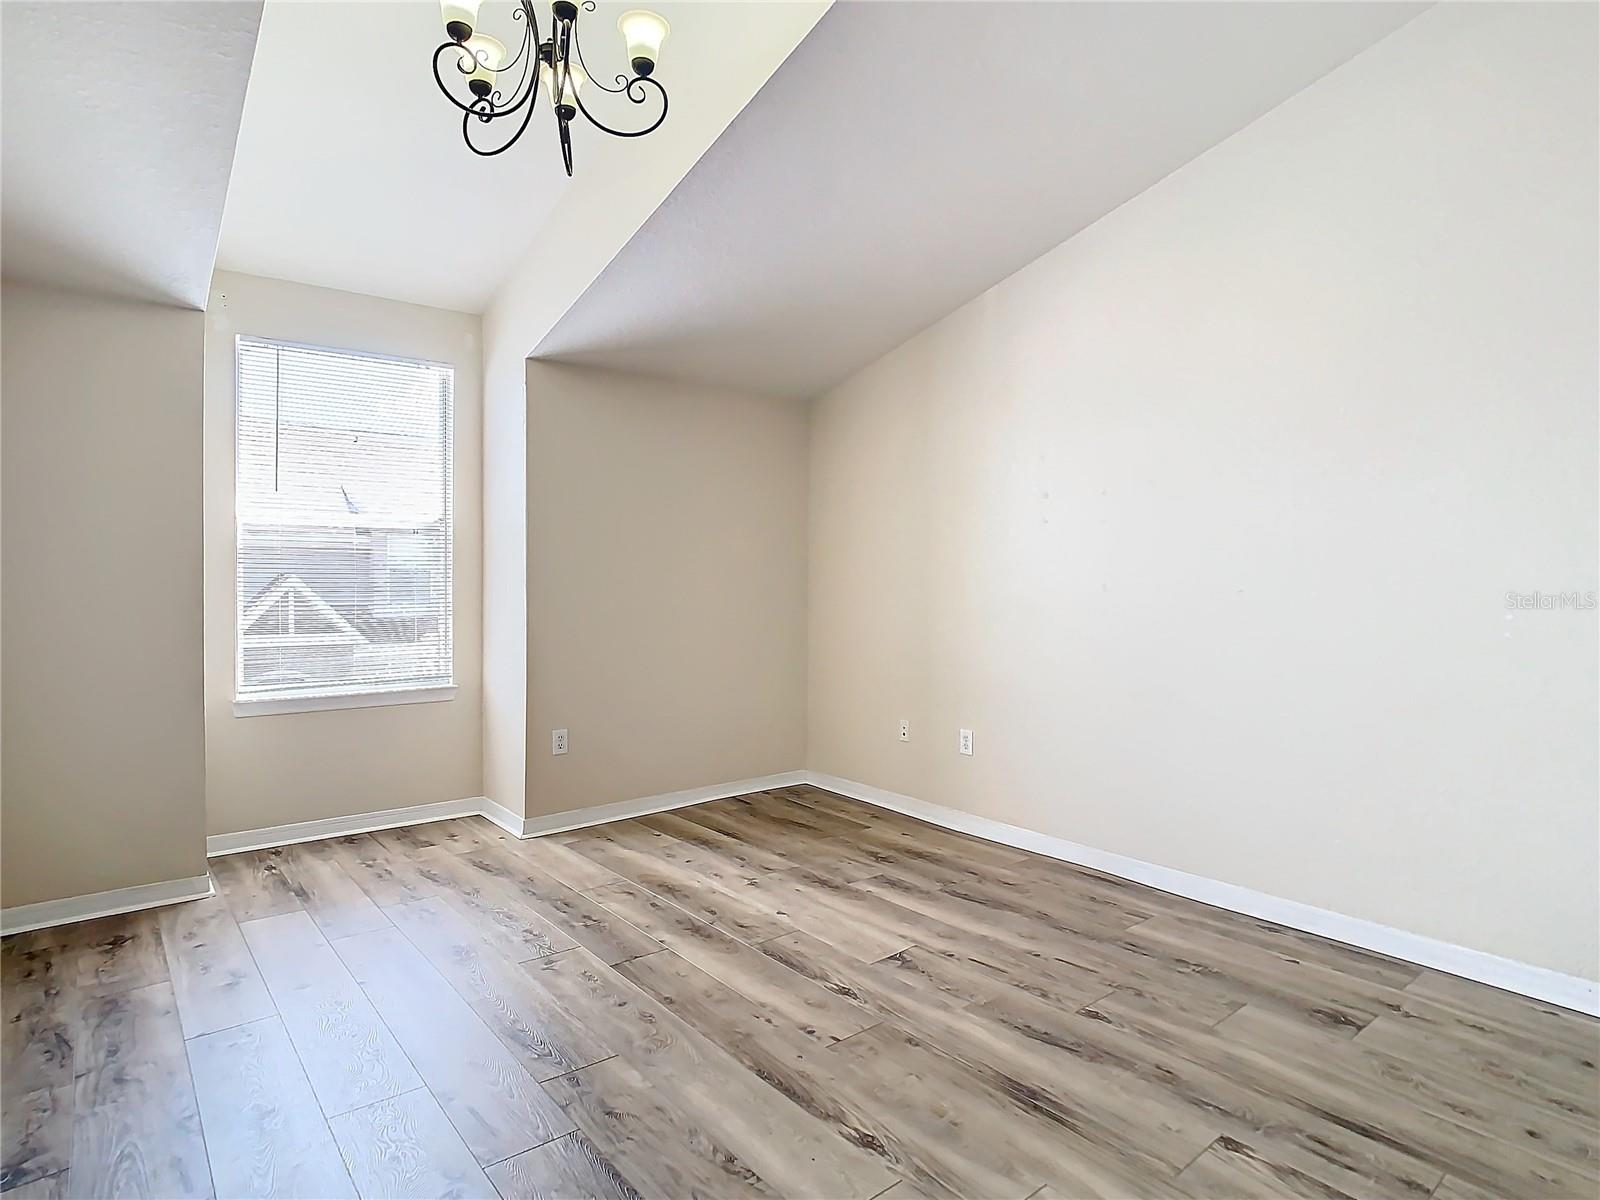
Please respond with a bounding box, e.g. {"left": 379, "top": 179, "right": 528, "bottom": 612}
{"left": 899, "top": 719, "right": 910, "bottom": 742}
{"left": 551, "top": 728, "right": 569, "bottom": 755}
{"left": 959, "top": 728, "right": 973, "bottom": 756}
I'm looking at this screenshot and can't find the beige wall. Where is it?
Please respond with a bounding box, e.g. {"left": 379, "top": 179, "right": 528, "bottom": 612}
{"left": 203, "top": 272, "right": 483, "bottom": 836}
{"left": 2, "top": 282, "right": 207, "bottom": 905}
{"left": 524, "top": 362, "right": 807, "bottom": 817}
{"left": 478, "top": 3, "right": 828, "bottom": 821}
{"left": 481, "top": 302, "right": 529, "bottom": 820}
{"left": 808, "top": 3, "right": 1599, "bottom": 980}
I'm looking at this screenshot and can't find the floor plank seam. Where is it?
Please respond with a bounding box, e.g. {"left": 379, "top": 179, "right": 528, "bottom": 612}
{"left": 1171, "top": 1132, "right": 1223, "bottom": 1179}
{"left": 173, "top": 1017, "right": 223, "bottom": 1200}
{"left": 535, "top": 1053, "right": 620, "bottom": 1090}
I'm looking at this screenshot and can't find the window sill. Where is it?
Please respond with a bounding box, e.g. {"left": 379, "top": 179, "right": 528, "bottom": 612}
{"left": 232, "top": 685, "right": 457, "bottom": 718}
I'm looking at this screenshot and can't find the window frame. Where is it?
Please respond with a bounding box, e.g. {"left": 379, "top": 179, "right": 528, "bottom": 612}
{"left": 230, "top": 334, "right": 457, "bottom": 718}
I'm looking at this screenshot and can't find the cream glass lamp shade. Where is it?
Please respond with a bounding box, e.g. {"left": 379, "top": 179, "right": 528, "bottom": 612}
{"left": 542, "top": 58, "right": 588, "bottom": 109}
{"left": 617, "top": 10, "right": 668, "bottom": 75}
{"left": 461, "top": 34, "right": 506, "bottom": 94}
{"left": 440, "top": 0, "right": 482, "bottom": 41}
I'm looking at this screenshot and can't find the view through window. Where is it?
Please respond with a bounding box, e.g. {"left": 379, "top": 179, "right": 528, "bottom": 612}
{"left": 235, "top": 337, "right": 454, "bottom": 704}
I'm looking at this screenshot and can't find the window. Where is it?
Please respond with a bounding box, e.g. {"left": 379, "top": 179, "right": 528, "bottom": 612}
{"left": 235, "top": 337, "right": 453, "bottom": 711}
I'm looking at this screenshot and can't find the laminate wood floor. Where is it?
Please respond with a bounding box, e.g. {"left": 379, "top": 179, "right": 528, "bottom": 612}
{"left": 4, "top": 785, "right": 1597, "bottom": 1199}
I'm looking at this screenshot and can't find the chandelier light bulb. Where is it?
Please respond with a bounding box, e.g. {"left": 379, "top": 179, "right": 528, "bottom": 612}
{"left": 617, "top": 10, "right": 668, "bottom": 77}
{"left": 440, "top": 0, "right": 482, "bottom": 42}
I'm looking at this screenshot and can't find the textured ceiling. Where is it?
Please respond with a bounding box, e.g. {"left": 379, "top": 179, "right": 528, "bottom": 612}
{"left": 1, "top": 1, "right": 262, "bottom": 309}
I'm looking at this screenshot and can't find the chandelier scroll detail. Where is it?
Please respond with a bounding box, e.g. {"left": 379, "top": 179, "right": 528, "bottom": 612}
{"left": 433, "top": 0, "right": 669, "bottom": 176}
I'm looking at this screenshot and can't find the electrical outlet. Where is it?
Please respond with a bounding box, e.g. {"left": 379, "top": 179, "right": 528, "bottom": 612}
{"left": 899, "top": 719, "right": 910, "bottom": 742}
{"left": 551, "top": 728, "right": 569, "bottom": 755}
{"left": 959, "top": 728, "right": 973, "bottom": 756}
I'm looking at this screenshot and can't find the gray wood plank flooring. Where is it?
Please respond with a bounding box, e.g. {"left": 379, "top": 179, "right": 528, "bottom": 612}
{"left": 3, "top": 785, "right": 1596, "bottom": 1198}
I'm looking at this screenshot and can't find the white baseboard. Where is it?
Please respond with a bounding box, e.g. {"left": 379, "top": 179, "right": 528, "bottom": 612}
{"left": 202, "top": 772, "right": 808, "bottom": 852}
{"left": 8, "top": 794, "right": 512, "bottom": 937}
{"left": 519, "top": 771, "right": 807, "bottom": 837}
{"left": 477, "top": 795, "right": 527, "bottom": 839}
{"left": 1, "top": 874, "right": 215, "bottom": 937}
{"left": 805, "top": 771, "right": 1600, "bottom": 1018}
{"left": 206, "top": 797, "right": 487, "bottom": 856}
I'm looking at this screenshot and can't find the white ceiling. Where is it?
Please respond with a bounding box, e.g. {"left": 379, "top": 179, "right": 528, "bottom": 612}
{"left": 534, "top": 1, "right": 1427, "bottom": 398}
{"left": 0, "top": 1, "right": 262, "bottom": 309}
{"left": 217, "top": 0, "right": 815, "bottom": 315}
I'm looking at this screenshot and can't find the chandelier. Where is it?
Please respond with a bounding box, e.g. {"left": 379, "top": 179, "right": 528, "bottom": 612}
{"left": 433, "top": 0, "right": 669, "bottom": 175}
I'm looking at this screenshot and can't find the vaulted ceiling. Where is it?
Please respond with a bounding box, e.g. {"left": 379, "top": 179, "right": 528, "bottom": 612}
{"left": 2, "top": 0, "right": 1425, "bottom": 370}
{"left": 534, "top": 1, "right": 1427, "bottom": 397}
{"left": 0, "top": 0, "right": 823, "bottom": 325}
{"left": 0, "top": 1, "right": 262, "bottom": 309}
{"left": 216, "top": 0, "right": 826, "bottom": 315}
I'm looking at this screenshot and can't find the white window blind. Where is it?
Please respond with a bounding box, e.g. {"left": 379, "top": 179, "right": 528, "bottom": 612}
{"left": 235, "top": 337, "right": 454, "bottom": 706}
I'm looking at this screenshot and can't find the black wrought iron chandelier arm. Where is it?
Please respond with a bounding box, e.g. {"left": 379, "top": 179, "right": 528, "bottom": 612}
{"left": 462, "top": 84, "right": 542, "bottom": 155}
{"left": 568, "top": 1, "right": 630, "bottom": 93}
{"left": 493, "top": 2, "right": 538, "bottom": 77}
{"left": 432, "top": 43, "right": 492, "bottom": 116}
{"left": 433, "top": 48, "right": 544, "bottom": 128}
{"left": 573, "top": 75, "right": 668, "bottom": 138}
{"left": 430, "top": 0, "right": 540, "bottom": 119}
{"left": 492, "top": 17, "right": 536, "bottom": 110}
